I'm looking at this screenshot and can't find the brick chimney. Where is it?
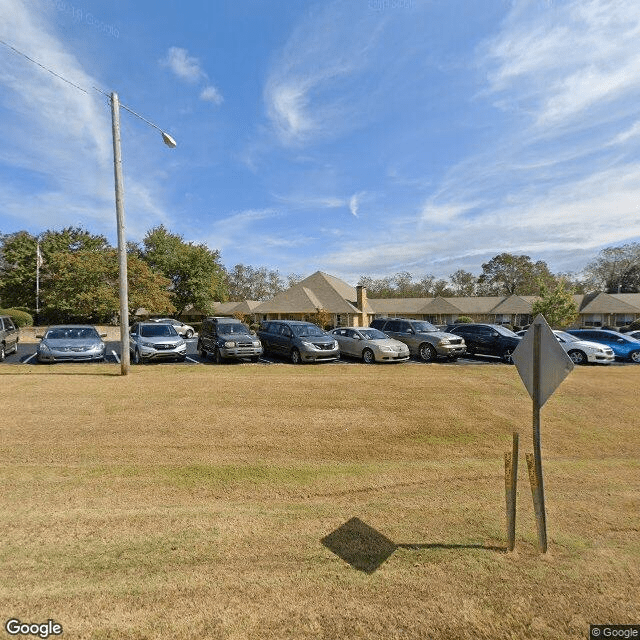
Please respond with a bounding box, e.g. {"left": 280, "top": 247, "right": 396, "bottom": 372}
{"left": 356, "top": 285, "right": 368, "bottom": 327}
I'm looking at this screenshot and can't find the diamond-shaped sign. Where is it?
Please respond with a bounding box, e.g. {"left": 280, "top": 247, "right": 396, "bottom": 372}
{"left": 512, "top": 314, "right": 574, "bottom": 407}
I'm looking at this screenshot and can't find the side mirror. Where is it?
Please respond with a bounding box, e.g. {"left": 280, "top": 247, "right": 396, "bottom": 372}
{"left": 100, "top": 333, "right": 108, "bottom": 338}
{"left": 36, "top": 334, "right": 43, "bottom": 339}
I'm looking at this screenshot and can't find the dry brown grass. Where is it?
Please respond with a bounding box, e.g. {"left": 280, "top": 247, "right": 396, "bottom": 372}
{"left": 1, "top": 363, "right": 638, "bottom": 639}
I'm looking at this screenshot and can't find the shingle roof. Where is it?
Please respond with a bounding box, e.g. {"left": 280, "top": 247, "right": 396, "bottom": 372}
{"left": 418, "top": 297, "right": 464, "bottom": 314}
{"left": 254, "top": 271, "right": 369, "bottom": 314}
{"left": 579, "top": 292, "right": 640, "bottom": 314}
{"left": 490, "top": 295, "right": 533, "bottom": 314}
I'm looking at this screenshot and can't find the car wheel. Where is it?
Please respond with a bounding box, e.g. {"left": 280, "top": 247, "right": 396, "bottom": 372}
{"left": 501, "top": 348, "right": 514, "bottom": 364}
{"left": 629, "top": 350, "right": 640, "bottom": 363}
{"left": 290, "top": 348, "right": 302, "bottom": 364}
{"left": 185, "top": 329, "right": 194, "bottom": 338}
{"left": 0, "top": 344, "right": 5, "bottom": 362}
{"left": 568, "top": 349, "right": 587, "bottom": 365}
{"left": 419, "top": 343, "right": 437, "bottom": 362}
{"left": 214, "top": 347, "right": 224, "bottom": 364}
{"left": 362, "top": 348, "right": 376, "bottom": 364}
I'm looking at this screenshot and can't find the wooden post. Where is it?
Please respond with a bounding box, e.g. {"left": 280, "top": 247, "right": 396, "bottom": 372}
{"left": 530, "top": 323, "right": 548, "bottom": 553}
{"left": 504, "top": 431, "right": 519, "bottom": 551}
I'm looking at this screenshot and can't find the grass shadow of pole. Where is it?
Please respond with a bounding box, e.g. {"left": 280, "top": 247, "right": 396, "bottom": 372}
{"left": 321, "top": 517, "right": 506, "bottom": 574}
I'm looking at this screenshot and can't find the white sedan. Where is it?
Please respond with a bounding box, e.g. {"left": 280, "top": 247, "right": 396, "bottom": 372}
{"left": 517, "top": 329, "right": 615, "bottom": 365}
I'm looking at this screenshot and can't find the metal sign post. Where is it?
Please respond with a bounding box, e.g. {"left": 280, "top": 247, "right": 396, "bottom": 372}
{"left": 510, "top": 314, "right": 574, "bottom": 554}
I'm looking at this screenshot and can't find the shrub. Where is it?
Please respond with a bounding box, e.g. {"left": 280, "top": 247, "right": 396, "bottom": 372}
{"left": 455, "top": 316, "right": 473, "bottom": 323}
{"left": 0, "top": 308, "right": 34, "bottom": 327}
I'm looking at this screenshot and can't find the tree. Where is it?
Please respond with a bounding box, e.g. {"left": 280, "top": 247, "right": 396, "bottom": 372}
{"left": 225, "top": 264, "right": 291, "bottom": 301}
{"left": 0, "top": 227, "right": 109, "bottom": 310}
{"left": 449, "top": 269, "right": 477, "bottom": 296}
{"left": 141, "top": 225, "right": 227, "bottom": 316}
{"left": 583, "top": 243, "right": 640, "bottom": 293}
{"left": 477, "top": 253, "right": 555, "bottom": 296}
{"left": 43, "top": 249, "right": 174, "bottom": 323}
{"left": 531, "top": 278, "right": 579, "bottom": 329}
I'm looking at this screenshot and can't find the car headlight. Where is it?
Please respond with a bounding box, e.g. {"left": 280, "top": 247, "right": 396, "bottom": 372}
{"left": 301, "top": 341, "right": 316, "bottom": 349}
{"left": 252, "top": 341, "right": 261, "bottom": 347}
{"left": 333, "top": 341, "right": 338, "bottom": 349}
{"left": 224, "top": 341, "right": 236, "bottom": 348}
{"left": 39, "top": 343, "right": 51, "bottom": 354}
{"left": 438, "top": 338, "right": 451, "bottom": 345}
{"left": 380, "top": 346, "right": 395, "bottom": 352}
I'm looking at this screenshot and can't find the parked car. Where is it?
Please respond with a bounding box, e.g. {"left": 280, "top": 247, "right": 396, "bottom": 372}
{"left": 150, "top": 317, "right": 196, "bottom": 338}
{"left": 197, "top": 317, "right": 262, "bottom": 363}
{"left": 0, "top": 315, "right": 19, "bottom": 361}
{"left": 370, "top": 317, "right": 466, "bottom": 362}
{"left": 36, "top": 325, "right": 106, "bottom": 363}
{"left": 129, "top": 321, "right": 187, "bottom": 364}
{"left": 445, "top": 323, "right": 521, "bottom": 363}
{"left": 330, "top": 327, "right": 410, "bottom": 363}
{"left": 257, "top": 320, "right": 339, "bottom": 364}
{"left": 516, "top": 329, "right": 615, "bottom": 365}
{"left": 565, "top": 329, "right": 640, "bottom": 363}
{"left": 627, "top": 330, "right": 640, "bottom": 341}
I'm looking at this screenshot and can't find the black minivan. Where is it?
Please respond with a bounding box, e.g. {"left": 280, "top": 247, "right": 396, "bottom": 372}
{"left": 445, "top": 323, "right": 521, "bottom": 363}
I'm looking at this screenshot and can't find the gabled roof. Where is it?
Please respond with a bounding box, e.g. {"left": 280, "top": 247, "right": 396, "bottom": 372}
{"left": 229, "top": 300, "right": 262, "bottom": 314}
{"left": 211, "top": 301, "right": 243, "bottom": 316}
{"left": 490, "top": 294, "right": 533, "bottom": 314}
{"left": 367, "top": 298, "right": 430, "bottom": 315}
{"left": 579, "top": 292, "right": 640, "bottom": 314}
{"left": 418, "top": 296, "right": 463, "bottom": 314}
{"left": 254, "top": 271, "right": 368, "bottom": 314}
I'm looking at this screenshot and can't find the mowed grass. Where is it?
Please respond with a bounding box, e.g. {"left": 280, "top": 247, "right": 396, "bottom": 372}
{"left": 1, "top": 363, "right": 638, "bottom": 640}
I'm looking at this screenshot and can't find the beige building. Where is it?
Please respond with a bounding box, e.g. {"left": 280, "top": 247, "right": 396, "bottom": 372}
{"left": 249, "top": 271, "right": 640, "bottom": 329}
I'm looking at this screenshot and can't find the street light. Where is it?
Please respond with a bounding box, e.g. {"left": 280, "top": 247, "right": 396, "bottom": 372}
{"left": 110, "top": 91, "right": 176, "bottom": 375}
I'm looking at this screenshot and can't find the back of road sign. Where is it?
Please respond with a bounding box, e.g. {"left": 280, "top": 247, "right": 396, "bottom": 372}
{"left": 512, "top": 314, "right": 574, "bottom": 407}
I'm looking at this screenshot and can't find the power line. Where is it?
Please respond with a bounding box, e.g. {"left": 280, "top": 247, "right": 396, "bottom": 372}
{"left": 0, "top": 38, "right": 89, "bottom": 95}
{"left": 0, "top": 39, "right": 174, "bottom": 138}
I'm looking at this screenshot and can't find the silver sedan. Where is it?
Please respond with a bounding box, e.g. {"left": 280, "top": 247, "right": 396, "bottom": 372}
{"left": 36, "top": 325, "right": 107, "bottom": 363}
{"left": 330, "top": 327, "right": 410, "bottom": 363}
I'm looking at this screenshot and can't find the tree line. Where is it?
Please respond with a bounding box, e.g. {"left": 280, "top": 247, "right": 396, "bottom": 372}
{"left": 357, "top": 246, "right": 640, "bottom": 298}
{"left": 1, "top": 224, "right": 639, "bottom": 325}
{"left": 0, "top": 225, "right": 300, "bottom": 324}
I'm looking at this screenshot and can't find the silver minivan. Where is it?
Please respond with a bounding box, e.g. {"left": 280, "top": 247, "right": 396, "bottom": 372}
{"left": 0, "top": 315, "right": 19, "bottom": 361}
{"left": 257, "top": 320, "right": 339, "bottom": 364}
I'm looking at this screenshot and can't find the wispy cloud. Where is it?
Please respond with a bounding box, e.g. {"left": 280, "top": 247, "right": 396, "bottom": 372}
{"left": 160, "top": 46, "right": 223, "bottom": 105}
{"left": 263, "top": 2, "right": 387, "bottom": 146}
{"left": 160, "top": 46, "right": 205, "bottom": 83}
{"left": 0, "top": 0, "right": 173, "bottom": 240}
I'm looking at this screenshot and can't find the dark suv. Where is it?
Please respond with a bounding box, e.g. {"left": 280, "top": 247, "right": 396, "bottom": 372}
{"left": 370, "top": 317, "right": 466, "bottom": 362}
{"left": 0, "top": 315, "right": 19, "bottom": 361}
{"left": 445, "top": 323, "right": 521, "bottom": 363}
{"left": 198, "top": 317, "right": 263, "bottom": 363}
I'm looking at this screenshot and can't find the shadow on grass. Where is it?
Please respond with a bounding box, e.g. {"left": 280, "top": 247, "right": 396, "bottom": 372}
{"left": 321, "top": 517, "right": 505, "bottom": 574}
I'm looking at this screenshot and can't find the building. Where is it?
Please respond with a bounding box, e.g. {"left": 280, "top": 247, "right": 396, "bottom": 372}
{"left": 251, "top": 271, "right": 640, "bottom": 329}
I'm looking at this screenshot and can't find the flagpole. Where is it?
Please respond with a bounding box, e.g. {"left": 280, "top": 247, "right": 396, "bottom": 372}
{"left": 36, "top": 239, "right": 41, "bottom": 325}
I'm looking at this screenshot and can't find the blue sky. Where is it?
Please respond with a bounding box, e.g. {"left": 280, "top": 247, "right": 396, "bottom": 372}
{"left": 1, "top": 0, "right": 640, "bottom": 284}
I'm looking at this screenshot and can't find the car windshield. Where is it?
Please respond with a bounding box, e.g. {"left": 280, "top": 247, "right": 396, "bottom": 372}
{"left": 555, "top": 331, "right": 579, "bottom": 343}
{"left": 359, "top": 328, "right": 389, "bottom": 340}
{"left": 217, "top": 324, "right": 250, "bottom": 335}
{"left": 291, "top": 324, "right": 325, "bottom": 337}
{"left": 494, "top": 325, "right": 519, "bottom": 337}
{"left": 412, "top": 321, "right": 438, "bottom": 333}
{"left": 139, "top": 324, "right": 178, "bottom": 338}
{"left": 45, "top": 327, "right": 99, "bottom": 340}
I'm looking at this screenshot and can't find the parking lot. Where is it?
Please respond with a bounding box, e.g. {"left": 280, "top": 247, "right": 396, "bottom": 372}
{"left": 3, "top": 336, "right": 634, "bottom": 367}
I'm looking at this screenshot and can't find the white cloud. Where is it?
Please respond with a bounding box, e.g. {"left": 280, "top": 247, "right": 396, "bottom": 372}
{"left": 0, "top": 0, "right": 172, "bottom": 240}
{"left": 263, "top": 2, "right": 386, "bottom": 146}
{"left": 160, "top": 46, "right": 204, "bottom": 83}
{"left": 200, "top": 85, "right": 224, "bottom": 105}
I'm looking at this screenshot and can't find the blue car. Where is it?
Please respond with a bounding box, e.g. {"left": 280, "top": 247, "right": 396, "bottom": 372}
{"left": 566, "top": 329, "right": 640, "bottom": 363}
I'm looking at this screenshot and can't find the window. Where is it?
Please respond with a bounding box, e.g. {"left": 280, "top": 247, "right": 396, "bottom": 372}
{"left": 385, "top": 320, "right": 402, "bottom": 332}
